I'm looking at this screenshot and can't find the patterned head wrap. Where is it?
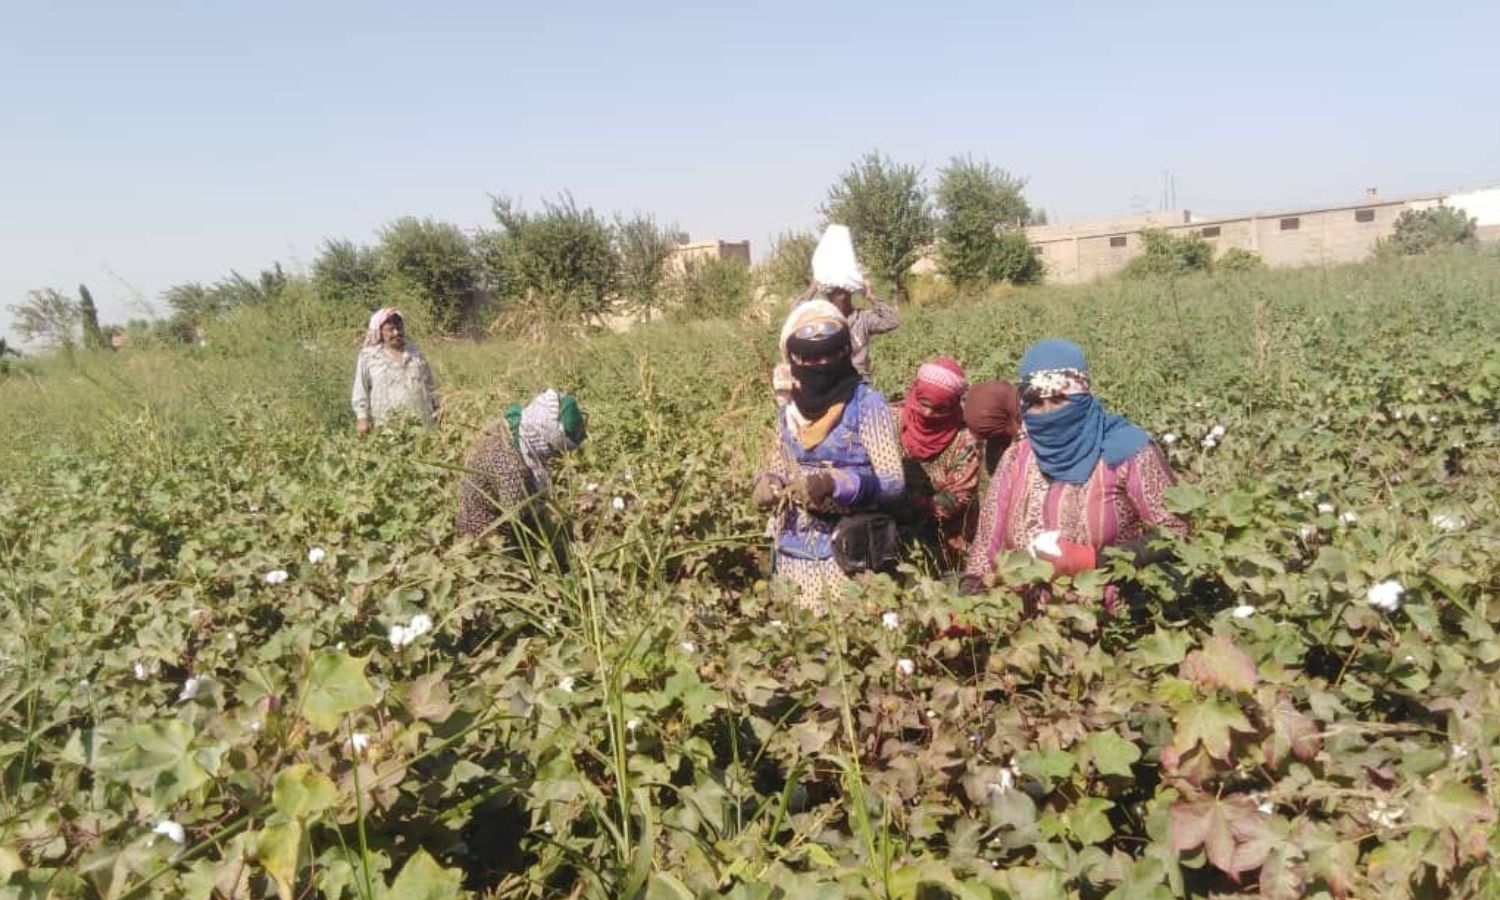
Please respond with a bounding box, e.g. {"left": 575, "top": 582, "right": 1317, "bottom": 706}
{"left": 1018, "top": 338, "right": 1092, "bottom": 406}
{"left": 504, "top": 388, "right": 586, "bottom": 488}
{"left": 900, "top": 357, "right": 969, "bottom": 460}
{"left": 364, "top": 307, "right": 404, "bottom": 348}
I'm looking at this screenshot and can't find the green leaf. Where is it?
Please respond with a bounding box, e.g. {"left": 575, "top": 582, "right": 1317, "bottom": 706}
{"left": 272, "top": 764, "right": 337, "bottom": 820}
{"left": 1135, "top": 629, "right": 1191, "bottom": 667}
{"left": 645, "top": 871, "right": 697, "bottom": 900}
{"left": 110, "top": 719, "right": 215, "bottom": 808}
{"left": 1064, "top": 797, "right": 1115, "bottom": 845}
{"left": 386, "top": 849, "right": 463, "bottom": 900}
{"left": 1016, "top": 748, "right": 1076, "bottom": 785}
{"left": 1084, "top": 730, "right": 1142, "bottom": 777}
{"left": 255, "top": 821, "right": 303, "bottom": 900}
{"left": 1171, "top": 699, "right": 1254, "bottom": 760}
{"left": 300, "top": 650, "right": 378, "bottom": 733}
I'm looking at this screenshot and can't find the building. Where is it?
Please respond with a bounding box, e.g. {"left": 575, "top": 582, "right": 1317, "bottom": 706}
{"left": 1025, "top": 185, "right": 1500, "bottom": 284}
{"left": 666, "top": 239, "right": 751, "bottom": 275}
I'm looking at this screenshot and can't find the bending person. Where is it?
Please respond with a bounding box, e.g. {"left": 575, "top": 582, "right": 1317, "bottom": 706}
{"left": 753, "top": 301, "right": 905, "bottom": 612}
{"left": 962, "top": 339, "right": 1187, "bottom": 594}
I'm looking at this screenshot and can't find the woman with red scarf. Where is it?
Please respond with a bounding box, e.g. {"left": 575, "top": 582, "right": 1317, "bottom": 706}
{"left": 897, "top": 357, "right": 981, "bottom": 571}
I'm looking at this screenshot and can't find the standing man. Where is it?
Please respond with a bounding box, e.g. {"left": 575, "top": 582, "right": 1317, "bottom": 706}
{"left": 799, "top": 279, "right": 899, "bottom": 380}
{"left": 352, "top": 308, "right": 439, "bottom": 433}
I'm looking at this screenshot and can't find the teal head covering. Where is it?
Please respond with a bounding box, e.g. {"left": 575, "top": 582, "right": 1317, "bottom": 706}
{"left": 1019, "top": 339, "right": 1149, "bottom": 484}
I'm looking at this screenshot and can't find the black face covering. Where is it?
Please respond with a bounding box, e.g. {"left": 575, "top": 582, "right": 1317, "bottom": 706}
{"left": 787, "top": 326, "right": 861, "bottom": 419}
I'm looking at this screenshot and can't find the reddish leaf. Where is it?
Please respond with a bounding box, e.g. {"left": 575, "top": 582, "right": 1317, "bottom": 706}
{"left": 1262, "top": 697, "right": 1321, "bottom": 768}
{"left": 1180, "top": 634, "right": 1258, "bottom": 693}
{"left": 1169, "top": 794, "right": 1272, "bottom": 883}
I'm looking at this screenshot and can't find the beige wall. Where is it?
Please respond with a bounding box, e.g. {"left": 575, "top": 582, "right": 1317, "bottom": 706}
{"left": 667, "top": 240, "right": 751, "bottom": 275}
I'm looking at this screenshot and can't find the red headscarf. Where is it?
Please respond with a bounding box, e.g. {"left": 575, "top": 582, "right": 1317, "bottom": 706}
{"left": 900, "top": 357, "right": 968, "bottom": 460}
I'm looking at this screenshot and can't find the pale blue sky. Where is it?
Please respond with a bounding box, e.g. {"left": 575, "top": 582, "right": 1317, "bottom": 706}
{"left": 3, "top": 0, "right": 1497, "bottom": 338}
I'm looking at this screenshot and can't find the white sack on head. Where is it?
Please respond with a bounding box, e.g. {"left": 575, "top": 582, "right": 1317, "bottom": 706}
{"left": 811, "top": 224, "right": 864, "bottom": 292}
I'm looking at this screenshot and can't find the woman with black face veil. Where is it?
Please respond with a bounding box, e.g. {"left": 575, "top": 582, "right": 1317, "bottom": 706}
{"left": 752, "top": 300, "right": 905, "bottom": 613}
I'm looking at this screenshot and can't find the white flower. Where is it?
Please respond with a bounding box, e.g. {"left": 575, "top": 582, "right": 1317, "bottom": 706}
{"left": 612, "top": 496, "right": 626, "bottom": 511}
{"left": 388, "top": 624, "right": 412, "bottom": 650}
{"left": 881, "top": 611, "right": 900, "bottom": 631}
{"left": 1451, "top": 743, "right": 1470, "bottom": 760}
{"left": 896, "top": 658, "right": 916, "bottom": 677}
{"left": 1200, "top": 435, "right": 1217, "bottom": 449}
{"left": 1431, "top": 513, "right": 1463, "bottom": 532}
{"left": 679, "top": 641, "right": 697, "bottom": 654}
{"left": 264, "top": 569, "right": 289, "bottom": 585}
{"left": 1231, "top": 605, "right": 1256, "bottom": 619}
{"left": 1370, "top": 799, "right": 1405, "bottom": 828}
{"left": 153, "top": 819, "right": 186, "bottom": 844}
{"left": 134, "top": 662, "right": 148, "bottom": 681}
{"left": 408, "top": 614, "right": 433, "bottom": 638}
{"left": 1028, "top": 530, "right": 1062, "bottom": 560}
{"left": 1298, "top": 524, "right": 1317, "bottom": 541}
{"left": 1366, "top": 579, "right": 1405, "bottom": 612}
{"left": 558, "top": 676, "right": 575, "bottom": 693}
{"left": 178, "top": 677, "right": 201, "bottom": 702}
{"left": 307, "top": 546, "right": 327, "bottom": 564}
{"left": 1316, "top": 502, "right": 1336, "bottom": 515}
{"left": 626, "top": 718, "right": 640, "bottom": 733}
{"left": 1161, "top": 432, "right": 1177, "bottom": 445}
{"left": 1339, "top": 511, "right": 1359, "bottom": 525}
{"left": 1298, "top": 490, "right": 1316, "bottom": 502}
{"left": 1210, "top": 424, "right": 1226, "bottom": 439}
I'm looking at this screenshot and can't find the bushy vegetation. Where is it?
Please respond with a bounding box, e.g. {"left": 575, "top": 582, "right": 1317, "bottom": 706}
{"left": 1381, "top": 206, "right": 1478, "bottom": 257}
{"left": 822, "top": 152, "right": 935, "bottom": 300}
{"left": 934, "top": 157, "right": 1042, "bottom": 293}
{"left": 1122, "top": 230, "right": 1216, "bottom": 279}
{"left": 757, "top": 230, "right": 818, "bottom": 302}
{"left": 4, "top": 252, "right": 1500, "bottom": 898}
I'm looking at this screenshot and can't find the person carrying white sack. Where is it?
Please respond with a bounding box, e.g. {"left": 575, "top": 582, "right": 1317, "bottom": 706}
{"left": 796, "top": 224, "right": 899, "bottom": 379}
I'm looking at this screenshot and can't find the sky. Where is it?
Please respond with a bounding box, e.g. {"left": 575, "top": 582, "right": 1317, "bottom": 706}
{"left": 3, "top": 0, "right": 1498, "bottom": 341}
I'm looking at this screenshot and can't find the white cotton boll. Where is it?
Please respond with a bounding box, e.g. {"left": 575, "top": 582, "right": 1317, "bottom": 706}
{"left": 679, "top": 640, "right": 697, "bottom": 654}
{"left": 1317, "top": 503, "right": 1336, "bottom": 515}
{"left": 264, "top": 569, "right": 289, "bottom": 585}
{"left": 1210, "top": 424, "right": 1226, "bottom": 439}
{"left": 585, "top": 482, "right": 599, "bottom": 493}
{"left": 626, "top": 718, "right": 640, "bottom": 733}
{"left": 1028, "top": 530, "right": 1063, "bottom": 560}
{"left": 1200, "top": 436, "right": 1217, "bottom": 449}
{"left": 612, "top": 496, "right": 626, "bottom": 511}
{"left": 1298, "top": 490, "right": 1316, "bottom": 502}
{"left": 153, "top": 820, "right": 186, "bottom": 844}
{"left": 558, "top": 676, "right": 575, "bottom": 693}
{"left": 1451, "top": 743, "right": 1470, "bottom": 760}
{"left": 1339, "top": 511, "right": 1359, "bottom": 525}
{"left": 1431, "top": 513, "right": 1463, "bottom": 532}
{"left": 1253, "top": 793, "right": 1274, "bottom": 815}
{"left": 388, "top": 624, "right": 411, "bottom": 650}
{"left": 178, "top": 677, "right": 201, "bottom": 702}
{"left": 925, "top": 709, "right": 939, "bottom": 720}
{"left": 1161, "top": 432, "right": 1177, "bottom": 445}
{"left": 542, "top": 822, "right": 554, "bottom": 835}
{"left": 134, "top": 662, "right": 148, "bottom": 681}
{"left": 349, "top": 732, "right": 371, "bottom": 755}
{"left": 1232, "top": 605, "right": 1256, "bottom": 619}
{"left": 307, "top": 547, "right": 327, "bottom": 564}
{"left": 768, "top": 619, "right": 785, "bottom": 630}
{"left": 407, "top": 614, "right": 433, "bottom": 637}
{"left": 1370, "top": 800, "right": 1404, "bottom": 828}
{"left": 896, "top": 658, "right": 916, "bottom": 677}
{"left": 1366, "top": 580, "right": 1404, "bottom": 612}
{"left": 881, "top": 611, "right": 900, "bottom": 631}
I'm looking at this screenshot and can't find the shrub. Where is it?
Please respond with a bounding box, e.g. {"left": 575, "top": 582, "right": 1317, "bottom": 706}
{"left": 376, "top": 217, "right": 483, "bottom": 333}
{"left": 613, "top": 213, "right": 678, "bottom": 322}
{"left": 822, "top": 151, "right": 934, "bottom": 300}
{"left": 935, "top": 156, "right": 1040, "bottom": 292}
{"left": 312, "top": 239, "right": 384, "bottom": 309}
{"left": 758, "top": 229, "right": 817, "bottom": 301}
{"left": 668, "top": 256, "right": 753, "bottom": 323}
{"left": 1217, "top": 247, "right": 1265, "bottom": 273}
{"left": 1381, "top": 206, "right": 1477, "bottom": 256}
{"left": 1122, "top": 229, "right": 1215, "bottom": 279}
{"left": 489, "top": 194, "right": 618, "bottom": 326}
{"left": 8, "top": 288, "right": 79, "bottom": 349}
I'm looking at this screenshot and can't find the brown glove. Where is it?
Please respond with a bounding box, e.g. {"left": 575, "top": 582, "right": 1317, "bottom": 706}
{"left": 751, "top": 474, "right": 784, "bottom": 509}
{"left": 784, "top": 472, "right": 835, "bottom": 508}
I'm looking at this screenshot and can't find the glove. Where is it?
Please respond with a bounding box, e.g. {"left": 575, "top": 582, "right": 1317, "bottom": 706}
{"left": 784, "top": 472, "right": 835, "bottom": 508}
{"left": 1028, "top": 530, "right": 1096, "bottom": 578}
{"left": 751, "top": 474, "right": 785, "bottom": 509}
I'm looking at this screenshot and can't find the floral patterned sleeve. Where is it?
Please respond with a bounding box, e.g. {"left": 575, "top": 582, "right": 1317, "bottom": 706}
{"left": 857, "top": 391, "right": 906, "bottom": 503}
{"left": 1124, "top": 443, "right": 1189, "bottom": 537}
{"left": 933, "top": 432, "right": 980, "bottom": 519}
{"left": 964, "top": 442, "right": 1022, "bottom": 578}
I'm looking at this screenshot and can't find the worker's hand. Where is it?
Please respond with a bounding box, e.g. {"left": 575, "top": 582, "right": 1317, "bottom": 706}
{"left": 932, "top": 491, "right": 958, "bottom": 517}
{"left": 1028, "top": 530, "right": 1096, "bottom": 577}
{"left": 751, "top": 474, "right": 785, "bottom": 509}
{"left": 356, "top": 418, "right": 372, "bottom": 435}
{"left": 784, "top": 472, "right": 835, "bottom": 508}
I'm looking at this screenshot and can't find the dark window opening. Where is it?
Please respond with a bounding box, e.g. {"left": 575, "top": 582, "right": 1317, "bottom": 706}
{"left": 1279, "top": 217, "right": 1300, "bottom": 231}
{"left": 1109, "top": 235, "right": 1127, "bottom": 248}
{"left": 1200, "top": 226, "right": 1221, "bottom": 238}
{"left": 1354, "top": 209, "right": 1375, "bottom": 223}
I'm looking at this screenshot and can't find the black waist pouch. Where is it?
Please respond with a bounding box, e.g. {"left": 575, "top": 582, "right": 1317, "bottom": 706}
{"left": 831, "top": 512, "right": 900, "bottom": 576}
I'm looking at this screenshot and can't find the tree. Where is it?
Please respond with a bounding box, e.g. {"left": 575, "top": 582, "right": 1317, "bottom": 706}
{"left": 489, "top": 194, "right": 618, "bottom": 324}
{"left": 9, "top": 288, "right": 80, "bottom": 348}
{"left": 1381, "top": 206, "right": 1477, "bottom": 256}
{"left": 821, "top": 151, "right": 934, "bottom": 299}
{"left": 669, "top": 256, "right": 753, "bottom": 323}
{"left": 935, "top": 157, "right": 1040, "bottom": 292}
{"left": 78, "top": 283, "right": 109, "bottom": 350}
{"left": 613, "top": 213, "right": 678, "bottom": 321}
{"left": 162, "top": 282, "right": 223, "bottom": 323}
{"left": 1216, "top": 247, "right": 1264, "bottom": 273}
{"left": 758, "top": 230, "right": 818, "bottom": 300}
{"left": 1122, "top": 229, "right": 1215, "bottom": 279}
{"left": 377, "top": 217, "right": 482, "bottom": 333}
{"left": 313, "top": 239, "right": 384, "bottom": 309}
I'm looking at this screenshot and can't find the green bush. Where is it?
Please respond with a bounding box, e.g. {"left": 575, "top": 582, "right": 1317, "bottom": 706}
{"left": 1216, "top": 247, "right": 1265, "bottom": 273}
{"left": 822, "top": 151, "right": 934, "bottom": 299}
{"left": 488, "top": 194, "right": 618, "bottom": 326}
{"left": 613, "top": 213, "right": 678, "bottom": 322}
{"left": 312, "top": 239, "right": 384, "bottom": 310}
{"left": 935, "top": 156, "right": 1040, "bottom": 292}
{"left": 757, "top": 229, "right": 817, "bottom": 301}
{"left": 668, "top": 256, "right": 753, "bottom": 323}
{"left": 376, "top": 218, "right": 483, "bottom": 333}
{"left": 1380, "top": 205, "right": 1477, "bottom": 256}
{"left": 1122, "top": 228, "right": 1215, "bottom": 279}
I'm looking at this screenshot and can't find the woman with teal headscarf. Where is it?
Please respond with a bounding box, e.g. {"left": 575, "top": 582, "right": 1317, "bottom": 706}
{"left": 456, "top": 389, "right": 587, "bottom": 565}
{"left": 961, "top": 339, "right": 1188, "bottom": 593}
